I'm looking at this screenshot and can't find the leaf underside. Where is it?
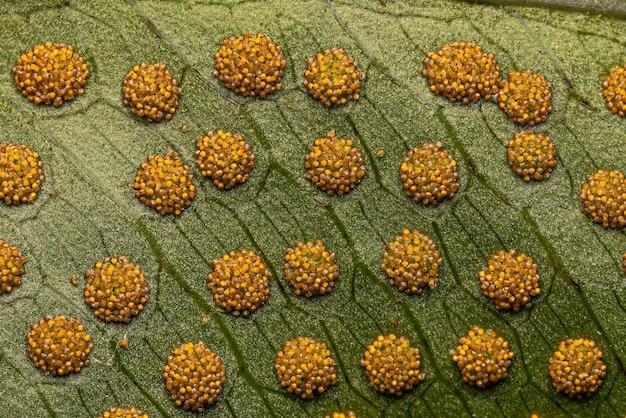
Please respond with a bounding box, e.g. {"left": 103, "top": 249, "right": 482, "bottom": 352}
{"left": 0, "top": 1, "right": 625, "bottom": 417}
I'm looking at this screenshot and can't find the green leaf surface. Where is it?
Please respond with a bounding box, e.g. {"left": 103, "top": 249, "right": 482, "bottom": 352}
{"left": 1, "top": 1, "right": 625, "bottom": 417}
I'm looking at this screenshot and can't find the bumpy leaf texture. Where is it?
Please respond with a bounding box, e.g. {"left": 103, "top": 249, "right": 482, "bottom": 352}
{"left": 0, "top": 1, "right": 625, "bottom": 417}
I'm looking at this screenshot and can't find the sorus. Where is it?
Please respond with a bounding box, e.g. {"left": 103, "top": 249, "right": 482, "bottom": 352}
{"left": 213, "top": 32, "right": 286, "bottom": 98}
{"left": 548, "top": 338, "right": 606, "bottom": 398}
{"left": 13, "top": 42, "right": 89, "bottom": 107}
{"left": 274, "top": 336, "right": 337, "bottom": 399}
{"left": 360, "top": 334, "right": 425, "bottom": 395}
{"left": 450, "top": 325, "right": 514, "bottom": 388}
{"left": 422, "top": 41, "right": 501, "bottom": 103}
{"left": 303, "top": 47, "right": 366, "bottom": 107}
{"left": 162, "top": 341, "right": 226, "bottom": 411}
{"left": 122, "top": 62, "right": 180, "bottom": 122}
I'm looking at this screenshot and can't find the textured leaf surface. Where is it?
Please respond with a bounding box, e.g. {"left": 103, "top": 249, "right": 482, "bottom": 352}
{"left": 1, "top": 1, "right": 625, "bottom": 417}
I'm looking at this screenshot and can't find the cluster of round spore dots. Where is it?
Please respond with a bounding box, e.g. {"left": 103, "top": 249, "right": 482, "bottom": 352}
{"left": 422, "top": 41, "right": 501, "bottom": 103}
{"left": 450, "top": 325, "right": 514, "bottom": 388}
{"left": 274, "top": 336, "right": 337, "bottom": 399}
{"left": 304, "top": 130, "right": 366, "bottom": 196}
{"left": 400, "top": 142, "right": 459, "bottom": 206}
{"left": 195, "top": 130, "right": 256, "bottom": 190}
{"left": 548, "top": 338, "right": 606, "bottom": 399}
{"left": 132, "top": 150, "right": 196, "bottom": 216}
{"left": 7, "top": 31, "right": 622, "bottom": 412}
{"left": 162, "top": 341, "right": 226, "bottom": 412}
{"left": 283, "top": 240, "right": 339, "bottom": 298}
{"left": 0, "top": 238, "right": 27, "bottom": 295}
{"left": 421, "top": 43, "right": 554, "bottom": 126}
{"left": 360, "top": 334, "right": 425, "bottom": 396}
{"left": 12, "top": 42, "right": 89, "bottom": 107}
{"left": 506, "top": 130, "right": 557, "bottom": 182}
{"left": 303, "top": 47, "right": 366, "bottom": 107}
{"left": 97, "top": 407, "right": 149, "bottom": 418}
{"left": 207, "top": 249, "right": 270, "bottom": 317}
{"left": 122, "top": 62, "right": 180, "bottom": 122}
{"left": 602, "top": 63, "right": 626, "bottom": 118}
{"left": 213, "top": 32, "right": 286, "bottom": 98}
{"left": 578, "top": 168, "right": 626, "bottom": 229}
{"left": 381, "top": 228, "right": 443, "bottom": 295}
{"left": 83, "top": 256, "right": 150, "bottom": 323}
{"left": 498, "top": 69, "right": 553, "bottom": 126}
{"left": 0, "top": 142, "right": 45, "bottom": 205}
{"left": 26, "top": 314, "right": 93, "bottom": 376}
{"left": 478, "top": 249, "right": 541, "bottom": 312}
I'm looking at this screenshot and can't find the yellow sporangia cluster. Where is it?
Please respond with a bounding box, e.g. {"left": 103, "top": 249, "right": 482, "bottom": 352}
{"left": 283, "top": 240, "right": 339, "bottom": 298}
{"left": 325, "top": 412, "right": 356, "bottom": 418}
{"left": 13, "top": 42, "right": 89, "bottom": 107}
{"left": 195, "top": 130, "right": 256, "bottom": 190}
{"left": 213, "top": 32, "right": 286, "bottom": 98}
{"left": 207, "top": 249, "right": 270, "bottom": 317}
{"left": 83, "top": 256, "right": 150, "bottom": 323}
{"left": 578, "top": 168, "right": 626, "bottom": 229}
{"left": 274, "top": 336, "right": 337, "bottom": 399}
{"left": 360, "top": 334, "right": 425, "bottom": 396}
{"left": 26, "top": 314, "right": 93, "bottom": 376}
{"left": 506, "top": 130, "right": 557, "bottom": 182}
{"left": 602, "top": 63, "right": 626, "bottom": 118}
{"left": 304, "top": 130, "right": 366, "bottom": 196}
{"left": 97, "top": 407, "right": 149, "bottom": 418}
{"left": 381, "top": 228, "right": 443, "bottom": 295}
{"left": 498, "top": 70, "right": 553, "bottom": 126}
{"left": 122, "top": 62, "right": 180, "bottom": 123}
{"left": 132, "top": 150, "right": 196, "bottom": 216}
{"left": 422, "top": 41, "right": 501, "bottom": 103}
{"left": 303, "top": 47, "right": 366, "bottom": 107}
{"left": 548, "top": 338, "right": 606, "bottom": 399}
{"left": 478, "top": 249, "right": 541, "bottom": 312}
{"left": 0, "top": 238, "right": 27, "bottom": 295}
{"left": 450, "top": 325, "right": 514, "bottom": 388}
{"left": 399, "top": 143, "right": 459, "bottom": 206}
{"left": 162, "top": 341, "right": 226, "bottom": 412}
{"left": 623, "top": 253, "right": 626, "bottom": 276}
{"left": 0, "top": 142, "right": 45, "bottom": 205}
